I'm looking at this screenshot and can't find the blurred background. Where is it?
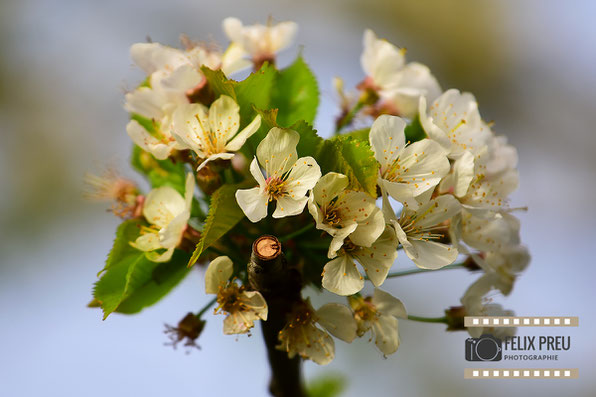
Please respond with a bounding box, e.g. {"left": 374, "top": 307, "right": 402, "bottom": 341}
{"left": 1, "top": 0, "right": 595, "bottom": 396}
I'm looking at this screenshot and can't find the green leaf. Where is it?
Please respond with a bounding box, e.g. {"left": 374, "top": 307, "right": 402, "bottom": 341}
{"left": 307, "top": 373, "right": 346, "bottom": 397}
{"left": 235, "top": 63, "right": 276, "bottom": 128}
{"left": 318, "top": 136, "right": 379, "bottom": 196}
{"left": 291, "top": 120, "right": 324, "bottom": 159}
{"left": 404, "top": 113, "right": 427, "bottom": 143}
{"left": 188, "top": 183, "right": 247, "bottom": 267}
{"left": 271, "top": 56, "right": 319, "bottom": 127}
{"left": 93, "top": 219, "right": 190, "bottom": 319}
{"left": 130, "top": 144, "right": 187, "bottom": 195}
{"left": 342, "top": 127, "right": 370, "bottom": 142}
{"left": 200, "top": 66, "right": 236, "bottom": 99}
{"left": 116, "top": 250, "right": 190, "bottom": 314}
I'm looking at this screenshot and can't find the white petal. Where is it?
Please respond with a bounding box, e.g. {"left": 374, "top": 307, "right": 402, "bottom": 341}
{"left": 220, "top": 42, "right": 251, "bottom": 76}
{"left": 235, "top": 187, "right": 268, "bottom": 223}
{"left": 322, "top": 255, "right": 364, "bottom": 296}
{"left": 225, "top": 114, "right": 261, "bottom": 151}
{"left": 196, "top": 152, "right": 235, "bottom": 171}
{"left": 257, "top": 127, "right": 299, "bottom": 176}
{"left": 272, "top": 196, "right": 308, "bottom": 218}
{"left": 411, "top": 194, "right": 461, "bottom": 229}
{"left": 284, "top": 156, "right": 322, "bottom": 197}
{"left": 372, "top": 315, "right": 400, "bottom": 355}
{"left": 131, "top": 233, "right": 162, "bottom": 252}
{"left": 130, "top": 42, "right": 189, "bottom": 75}
{"left": 269, "top": 21, "right": 298, "bottom": 53}
{"left": 241, "top": 291, "right": 268, "bottom": 321}
{"left": 406, "top": 239, "right": 458, "bottom": 269}
{"left": 313, "top": 172, "right": 349, "bottom": 208}
{"left": 349, "top": 208, "right": 385, "bottom": 247}
{"left": 171, "top": 103, "right": 210, "bottom": 154}
{"left": 418, "top": 96, "right": 451, "bottom": 151}
{"left": 361, "top": 29, "right": 405, "bottom": 88}
{"left": 158, "top": 210, "right": 190, "bottom": 249}
{"left": 372, "top": 289, "right": 407, "bottom": 319}
{"left": 124, "top": 87, "right": 166, "bottom": 121}
{"left": 316, "top": 303, "right": 357, "bottom": 343}
{"left": 145, "top": 247, "right": 175, "bottom": 263}
{"left": 126, "top": 120, "right": 172, "bottom": 160}
{"left": 143, "top": 186, "right": 186, "bottom": 228}
{"left": 369, "top": 115, "right": 406, "bottom": 171}
{"left": 183, "top": 172, "right": 195, "bottom": 210}
{"left": 208, "top": 95, "right": 240, "bottom": 143}
{"left": 353, "top": 227, "right": 398, "bottom": 287}
{"left": 452, "top": 150, "right": 475, "bottom": 197}
{"left": 248, "top": 157, "right": 266, "bottom": 187}
{"left": 159, "top": 64, "right": 202, "bottom": 92}
{"left": 205, "top": 256, "right": 233, "bottom": 294}
{"left": 222, "top": 17, "right": 244, "bottom": 44}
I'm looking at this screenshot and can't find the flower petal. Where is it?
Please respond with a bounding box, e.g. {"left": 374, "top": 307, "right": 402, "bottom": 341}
{"left": 372, "top": 289, "right": 407, "bottom": 319}
{"left": 349, "top": 208, "right": 385, "bottom": 247}
{"left": 204, "top": 256, "right": 233, "bottom": 294}
{"left": 256, "top": 128, "right": 299, "bottom": 176}
{"left": 313, "top": 172, "right": 349, "bottom": 208}
{"left": 236, "top": 186, "right": 268, "bottom": 223}
{"left": 126, "top": 120, "right": 172, "bottom": 160}
{"left": 322, "top": 255, "right": 364, "bottom": 296}
{"left": 225, "top": 114, "right": 261, "bottom": 151}
{"left": 131, "top": 233, "right": 162, "bottom": 252}
{"left": 316, "top": 303, "right": 357, "bottom": 343}
{"left": 353, "top": 227, "right": 398, "bottom": 287}
{"left": 158, "top": 210, "right": 190, "bottom": 249}
{"left": 372, "top": 315, "right": 400, "bottom": 355}
{"left": 369, "top": 115, "right": 406, "bottom": 171}
{"left": 208, "top": 95, "right": 240, "bottom": 144}
{"left": 284, "top": 156, "right": 322, "bottom": 197}
{"left": 143, "top": 186, "right": 186, "bottom": 228}
{"left": 272, "top": 196, "right": 308, "bottom": 218}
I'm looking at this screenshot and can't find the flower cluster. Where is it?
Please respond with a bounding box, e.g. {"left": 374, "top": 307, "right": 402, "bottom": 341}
{"left": 90, "top": 16, "right": 529, "bottom": 372}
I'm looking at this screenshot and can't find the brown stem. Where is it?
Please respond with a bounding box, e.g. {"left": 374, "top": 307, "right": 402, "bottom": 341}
{"left": 248, "top": 236, "right": 305, "bottom": 397}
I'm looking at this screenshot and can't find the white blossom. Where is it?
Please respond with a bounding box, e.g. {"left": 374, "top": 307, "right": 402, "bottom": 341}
{"left": 471, "top": 245, "right": 530, "bottom": 296}
{"left": 419, "top": 89, "right": 493, "bottom": 160}
{"left": 125, "top": 41, "right": 249, "bottom": 160}
{"left": 308, "top": 172, "right": 385, "bottom": 249}
{"left": 223, "top": 17, "right": 297, "bottom": 65}
{"left": 277, "top": 299, "right": 356, "bottom": 365}
{"left": 205, "top": 256, "right": 268, "bottom": 335}
{"left": 382, "top": 191, "right": 461, "bottom": 269}
{"left": 348, "top": 288, "right": 407, "bottom": 356}
{"left": 461, "top": 275, "right": 516, "bottom": 339}
{"left": 361, "top": 29, "right": 441, "bottom": 118}
{"left": 369, "top": 115, "right": 449, "bottom": 209}
{"left": 171, "top": 95, "right": 261, "bottom": 170}
{"left": 130, "top": 173, "right": 194, "bottom": 262}
{"left": 322, "top": 227, "right": 398, "bottom": 296}
{"left": 236, "top": 128, "right": 321, "bottom": 222}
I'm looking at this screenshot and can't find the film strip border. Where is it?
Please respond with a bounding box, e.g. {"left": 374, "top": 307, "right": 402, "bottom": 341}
{"left": 465, "top": 368, "right": 579, "bottom": 379}
{"left": 464, "top": 316, "right": 579, "bottom": 327}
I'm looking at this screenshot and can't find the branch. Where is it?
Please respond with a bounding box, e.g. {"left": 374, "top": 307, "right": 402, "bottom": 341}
{"left": 248, "top": 235, "right": 305, "bottom": 397}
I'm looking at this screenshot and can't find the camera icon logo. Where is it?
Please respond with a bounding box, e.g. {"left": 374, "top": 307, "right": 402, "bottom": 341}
{"left": 465, "top": 334, "right": 502, "bottom": 362}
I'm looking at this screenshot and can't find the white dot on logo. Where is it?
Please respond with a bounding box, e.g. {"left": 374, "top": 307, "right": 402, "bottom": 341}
{"left": 514, "top": 371, "right": 520, "bottom": 377}
{"left": 503, "top": 318, "right": 510, "bottom": 325}
{"left": 564, "top": 370, "right": 571, "bottom": 377}
{"left": 544, "top": 318, "right": 551, "bottom": 325}
{"left": 493, "top": 318, "right": 500, "bottom": 325}
{"left": 523, "top": 318, "right": 530, "bottom": 325}
{"left": 503, "top": 371, "right": 510, "bottom": 377}
{"left": 533, "top": 318, "right": 540, "bottom": 325}
{"left": 473, "top": 370, "right": 479, "bottom": 377}
{"left": 554, "top": 371, "right": 560, "bottom": 377}
{"left": 554, "top": 318, "right": 560, "bottom": 325}
{"left": 513, "top": 318, "right": 520, "bottom": 325}
{"left": 534, "top": 370, "right": 540, "bottom": 377}
{"left": 523, "top": 371, "right": 530, "bottom": 377}
{"left": 472, "top": 318, "right": 479, "bottom": 325}
{"left": 483, "top": 318, "right": 489, "bottom": 325}
{"left": 493, "top": 371, "right": 499, "bottom": 377}
{"left": 483, "top": 371, "right": 489, "bottom": 377}
{"left": 564, "top": 318, "right": 571, "bottom": 325}
{"left": 544, "top": 371, "right": 550, "bottom": 377}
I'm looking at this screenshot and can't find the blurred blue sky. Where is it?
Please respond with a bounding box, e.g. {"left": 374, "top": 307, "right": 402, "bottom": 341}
{"left": 1, "top": 1, "right": 595, "bottom": 396}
